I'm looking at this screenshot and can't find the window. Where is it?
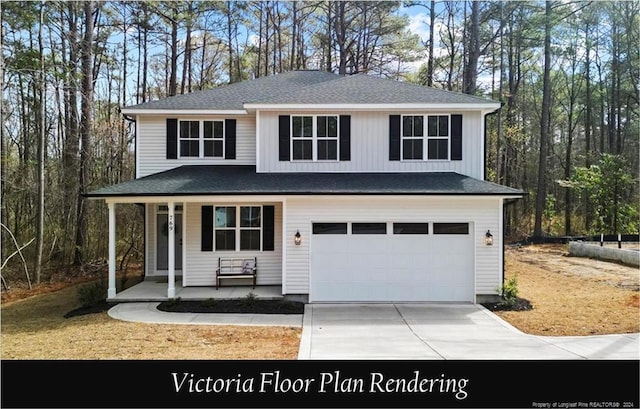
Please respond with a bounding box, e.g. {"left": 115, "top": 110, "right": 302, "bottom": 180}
{"left": 433, "top": 223, "right": 469, "bottom": 235}
{"left": 240, "top": 206, "right": 261, "bottom": 250}
{"left": 179, "top": 120, "right": 224, "bottom": 158}
{"left": 292, "top": 115, "right": 339, "bottom": 161}
{"left": 427, "top": 115, "right": 449, "bottom": 160}
{"left": 312, "top": 223, "right": 347, "bottom": 234}
{"left": 179, "top": 120, "right": 200, "bottom": 157}
{"left": 401, "top": 115, "right": 424, "bottom": 160}
{"left": 316, "top": 116, "right": 338, "bottom": 160}
{"left": 214, "top": 206, "right": 263, "bottom": 251}
{"left": 393, "top": 223, "right": 429, "bottom": 234}
{"left": 215, "top": 207, "right": 236, "bottom": 250}
{"left": 352, "top": 223, "right": 387, "bottom": 234}
{"left": 400, "top": 114, "right": 450, "bottom": 160}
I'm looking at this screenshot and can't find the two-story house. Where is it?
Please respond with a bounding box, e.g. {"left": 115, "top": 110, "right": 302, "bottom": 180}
{"left": 88, "top": 70, "right": 523, "bottom": 304}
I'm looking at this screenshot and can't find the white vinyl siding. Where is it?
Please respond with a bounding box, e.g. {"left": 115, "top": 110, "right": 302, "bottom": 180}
{"left": 284, "top": 196, "right": 502, "bottom": 297}
{"left": 182, "top": 202, "right": 283, "bottom": 286}
{"left": 136, "top": 115, "right": 255, "bottom": 178}
{"left": 258, "top": 111, "right": 484, "bottom": 178}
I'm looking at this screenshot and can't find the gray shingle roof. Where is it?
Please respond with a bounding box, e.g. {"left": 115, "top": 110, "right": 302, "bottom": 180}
{"left": 122, "top": 71, "right": 499, "bottom": 111}
{"left": 87, "top": 165, "right": 524, "bottom": 197}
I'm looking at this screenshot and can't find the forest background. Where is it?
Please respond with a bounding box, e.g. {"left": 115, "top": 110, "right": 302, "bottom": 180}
{"left": 1, "top": 0, "right": 638, "bottom": 285}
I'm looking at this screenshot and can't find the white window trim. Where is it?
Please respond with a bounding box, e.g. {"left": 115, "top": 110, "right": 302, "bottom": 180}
{"left": 214, "top": 205, "right": 263, "bottom": 252}
{"left": 400, "top": 114, "right": 452, "bottom": 162}
{"left": 290, "top": 114, "right": 340, "bottom": 162}
{"left": 178, "top": 119, "right": 225, "bottom": 159}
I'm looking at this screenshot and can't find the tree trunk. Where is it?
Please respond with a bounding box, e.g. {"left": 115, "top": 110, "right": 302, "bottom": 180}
{"left": 584, "top": 19, "right": 592, "bottom": 231}
{"left": 534, "top": 1, "right": 552, "bottom": 238}
{"left": 426, "top": 0, "right": 435, "bottom": 87}
{"left": 74, "top": 0, "right": 94, "bottom": 266}
{"left": 463, "top": 0, "right": 479, "bottom": 95}
{"left": 35, "top": 1, "right": 46, "bottom": 283}
{"left": 63, "top": 2, "right": 79, "bottom": 264}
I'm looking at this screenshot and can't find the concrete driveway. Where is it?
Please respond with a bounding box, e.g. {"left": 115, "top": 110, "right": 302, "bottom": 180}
{"left": 297, "top": 303, "right": 640, "bottom": 360}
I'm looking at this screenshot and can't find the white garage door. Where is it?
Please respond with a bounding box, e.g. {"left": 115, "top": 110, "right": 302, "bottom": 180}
{"left": 310, "top": 222, "right": 474, "bottom": 302}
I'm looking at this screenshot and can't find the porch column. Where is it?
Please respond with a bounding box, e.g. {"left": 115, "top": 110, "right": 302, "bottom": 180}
{"left": 107, "top": 202, "right": 116, "bottom": 299}
{"left": 167, "top": 201, "right": 176, "bottom": 298}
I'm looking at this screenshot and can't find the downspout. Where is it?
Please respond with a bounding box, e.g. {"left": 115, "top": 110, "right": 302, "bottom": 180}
{"left": 484, "top": 105, "right": 502, "bottom": 285}
{"left": 483, "top": 103, "right": 503, "bottom": 182}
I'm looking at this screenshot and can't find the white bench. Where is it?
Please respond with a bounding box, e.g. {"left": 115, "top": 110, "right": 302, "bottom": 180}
{"left": 216, "top": 257, "right": 257, "bottom": 289}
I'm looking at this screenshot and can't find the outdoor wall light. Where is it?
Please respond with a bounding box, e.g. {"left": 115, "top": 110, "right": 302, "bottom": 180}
{"left": 485, "top": 230, "right": 494, "bottom": 246}
{"left": 294, "top": 230, "right": 302, "bottom": 245}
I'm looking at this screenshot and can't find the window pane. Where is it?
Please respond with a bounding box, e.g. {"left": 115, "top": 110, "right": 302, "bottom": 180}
{"left": 303, "top": 116, "right": 312, "bottom": 137}
{"left": 428, "top": 139, "right": 448, "bottom": 160}
{"left": 313, "top": 223, "right": 347, "bottom": 234}
{"left": 180, "top": 121, "right": 190, "bottom": 138}
{"left": 402, "top": 116, "right": 413, "bottom": 137}
{"left": 352, "top": 223, "right": 387, "bottom": 234}
{"left": 317, "top": 140, "right": 337, "bottom": 160}
{"left": 241, "top": 206, "right": 261, "bottom": 227}
{"left": 204, "top": 121, "right": 213, "bottom": 139}
{"left": 327, "top": 116, "right": 338, "bottom": 137}
{"left": 190, "top": 121, "right": 199, "bottom": 139}
{"left": 240, "top": 230, "right": 260, "bottom": 250}
{"left": 317, "top": 140, "right": 328, "bottom": 160}
{"left": 215, "top": 230, "right": 236, "bottom": 250}
{"left": 317, "top": 116, "right": 326, "bottom": 137}
{"left": 204, "top": 140, "right": 223, "bottom": 157}
{"left": 292, "top": 116, "right": 303, "bottom": 137}
{"left": 180, "top": 140, "right": 199, "bottom": 157}
{"left": 213, "top": 140, "right": 223, "bottom": 157}
{"left": 433, "top": 223, "right": 469, "bottom": 234}
{"left": 327, "top": 140, "right": 337, "bottom": 160}
{"left": 428, "top": 116, "right": 438, "bottom": 136}
{"left": 204, "top": 140, "right": 214, "bottom": 157}
{"left": 403, "top": 139, "right": 423, "bottom": 160}
{"left": 293, "top": 140, "right": 312, "bottom": 160}
{"left": 413, "top": 116, "right": 424, "bottom": 137}
{"left": 393, "top": 223, "right": 429, "bottom": 234}
{"left": 438, "top": 116, "right": 449, "bottom": 136}
{"left": 214, "top": 121, "right": 224, "bottom": 138}
{"left": 215, "top": 207, "right": 236, "bottom": 228}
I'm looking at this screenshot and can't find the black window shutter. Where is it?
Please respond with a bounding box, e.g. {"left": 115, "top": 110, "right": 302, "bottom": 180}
{"left": 225, "top": 119, "right": 236, "bottom": 159}
{"left": 166, "top": 118, "right": 178, "bottom": 159}
{"left": 389, "top": 115, "right": 401, "bottom": 161}
{"left": 201, "top": 206, "right": 213, "bottom": 251}
{"left": 278, "top": 115, "right": 290, "bottom": 161}
{"left": 339, "top": 115, "right": 351, "bottom": 161}
{"left": 451, "top": 114, "right": 463, "bottom": 161}
{"left": 262, "top": 205, "right": 275, "bottom": 251}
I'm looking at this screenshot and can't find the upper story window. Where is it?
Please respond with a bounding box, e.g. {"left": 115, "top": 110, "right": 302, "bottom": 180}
{"left": 291, "top": 115, "right": 339, "bottom": 161}
{"left": 401, "top": 114, "right": 450, "bottom": 161}
{"left": 179, "top": 120, "right": 224, "bottom": 158}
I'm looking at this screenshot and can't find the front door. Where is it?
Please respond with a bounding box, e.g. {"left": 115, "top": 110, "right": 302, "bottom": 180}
{"left": 157, "top": 213, "right": 183, "bottom": 270}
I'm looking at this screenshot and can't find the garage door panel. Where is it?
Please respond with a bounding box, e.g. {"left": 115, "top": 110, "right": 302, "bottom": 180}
{"left": 311, "top": 223, "right": 474, "bottom": 302}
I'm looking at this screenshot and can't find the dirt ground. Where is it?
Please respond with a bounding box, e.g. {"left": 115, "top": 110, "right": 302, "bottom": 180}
{"left": 497, "top": 244, "right": 639, "bottom": 336}
{"left": 1, "top": 244, "right": 638, "bottom": 359}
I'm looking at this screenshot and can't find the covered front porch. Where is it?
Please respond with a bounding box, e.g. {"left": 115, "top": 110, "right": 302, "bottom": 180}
{"left": 108, "top": 279, "right": 285, "bottom": 302}
{"left": 99, "top": 195, "right": 286, "bottom": 301}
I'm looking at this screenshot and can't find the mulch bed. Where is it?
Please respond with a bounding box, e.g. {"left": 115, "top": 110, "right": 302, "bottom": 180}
{"left": 64, "top": 297, "right": 526, "bottom": 317}
{"left": 64, "top": 301, "right": 116, "bottom": 318}
{"left": 481, "top": 297, "right": 533, "bottom": 312}
{"left": 157, "top": 299, "right": 306, "bottom": 314}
